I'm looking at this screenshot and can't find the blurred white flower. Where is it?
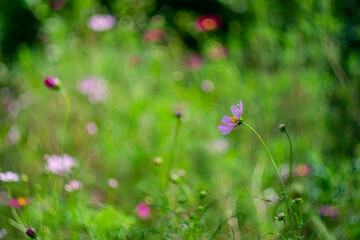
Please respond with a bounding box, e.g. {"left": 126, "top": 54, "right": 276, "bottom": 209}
{"left": 201, "top": 80, "right": 214, "bottom": 92}
{"left": 0, "top": 171, "right": 19, "bottom": 182}
{"left": 88, "top": 14, "right": 116, "bottom": 32}
{"left": 108, "top": 178, "right": 119, "bottom": 188}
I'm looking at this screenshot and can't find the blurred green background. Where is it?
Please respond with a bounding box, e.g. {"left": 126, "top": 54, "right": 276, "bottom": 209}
{"left": 0, "top": 0, "right": 360, "bottom": 239}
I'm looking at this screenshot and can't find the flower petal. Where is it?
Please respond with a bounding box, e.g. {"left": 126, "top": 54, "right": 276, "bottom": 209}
{"left": 221, "top": 115, "right": 232, "bottom": 124}
{"left": 231, "top": 105, "right": 241, "bottom": 119}
{"left": 237, "top": 100, "right": 243, "bottom": 116}
{"left": 218, "top": 125, "right": 231, "bottom": 131}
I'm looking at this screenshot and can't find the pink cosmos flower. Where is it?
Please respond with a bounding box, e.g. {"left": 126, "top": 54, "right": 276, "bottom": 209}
{"left": 195, "top": 15, "right": 221, "bottom": 32}
{"left": 136, "top": 202, "right": 150, "bottom": 219}
{"left": 0, "top": 171, "right": 19, "bottom": 182}
{"left": 45, "top": 154, "right": 75, "bottom": 176}
{"left": 65, "top": 180, "right": 83, "bottom": 192}
{"left": 78, "top": 77, "right": 108, "bottom": 103}
{"left": 218, "top": 100, "right": 243, "bottom": 135}
{"left": 143, "top": 29, "right": 165, "bottom": 42}
{"left": 88, "top": 14, "right": 116, "bottom": 32}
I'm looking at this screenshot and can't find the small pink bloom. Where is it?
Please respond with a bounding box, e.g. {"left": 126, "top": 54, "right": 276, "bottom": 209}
{"left": 65, "top": 180, "right": 83, "bottom": 192}
{"left": 45, "top": 154, "right": 75, "bottom": 176}
{"left": 143, "top": 29, "right": 165, "bottom": 42}
{"left": 44, "top": 76, "right": 61, "bottom": 89}
{"left": 0, "top": 171, "right": 19, "bottom": 182}
{"left": 184, "top": 54, "right": 203, "bottom": 71}
{"left": 218, "top": 100, "right": 243, "bottom": 135}
{"left": 136, "top": 202, "right": 150, "bottom": 219}
{"left": 196, "top": 15, "right": 221, "bottom": 32}
{"left": 88, "top": 14, "right": 116, "bottom": 32}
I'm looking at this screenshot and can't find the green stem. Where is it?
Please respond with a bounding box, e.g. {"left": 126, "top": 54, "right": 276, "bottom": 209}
{"left": 242, "top": 122, "right": 286, "bottom": 192}
{"left": 60, "top": 88, "right": 71, "bottom": 156}
{"left": 59, "top": 88, "right": 95, "bottom": 240}
{"left": 285, "top": 131, "right": 293, "bottom": 192}
{"left": 162, "top": 117, "right": 181, "bottom": 190}
{"left": 256, "top": 232, "right": 287, "bottom": 240}
{"left": 7, "top": 183, "right": 26, "bottom": 232}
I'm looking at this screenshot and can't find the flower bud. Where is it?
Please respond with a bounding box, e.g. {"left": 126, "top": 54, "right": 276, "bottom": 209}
{"left": 197, "top": 205, "right": 205, "bottom": 212}
{"left": 26, "top": 228, "right": 36, "bottom": 239}
{"left": 199, "top": 190, "right": 207, "bottom": 199}
{"left": 295, "top": 197, "right": 303, "bottom": 204}
{"left": 44, "top": 76, "right": 61, "bottom": 90}
{"left": 276, "top": 213, "right": 285, "bottom": 221}
{"left": 277, "top": 123, "right": 286, "bottom": 132}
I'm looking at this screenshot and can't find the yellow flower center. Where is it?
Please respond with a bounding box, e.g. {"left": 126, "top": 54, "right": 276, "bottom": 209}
{"left": 202, "top": 18, "right": 217, "bottom": 31}
{"left": 17, "top": 197, "right": 27, "bottom": 207}
{"left": 231, "top": 116, "right": 238, "bottom": 123}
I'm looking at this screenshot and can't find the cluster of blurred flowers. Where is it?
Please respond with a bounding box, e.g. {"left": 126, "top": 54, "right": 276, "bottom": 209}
{"left": 65, "top": 180, "right": 83, "bottom": 192}
{"left": 78, "top": 77, "right": 108, "bottom": 104}
{"left": 4, "top": 197, "right": 30, "bottom": 208}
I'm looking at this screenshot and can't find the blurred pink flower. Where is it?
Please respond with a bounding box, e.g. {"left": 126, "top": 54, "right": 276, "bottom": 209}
{"left": 196, "top": 15, "right": 221, "bottom": 32}
{"left": 208, "top": 45, "right": 227, "bottom": 59}
{"left": 136, "top": 202, "right": 150, "bottom": 219}
{"left": 45, "top": 154, "right": 75, "bottom": 176}
{"left": 184, "top": 54, "right": 203, "bottom": 71}
{"left": 0, "top": 228, "right": 7, "bottom": 238}
{"left": 320, "top": 205, "right": 339, "bottom": 220}
{"left": 218, "top": 100, "right": 243, "bottom": 135}
{"left": 65, "top": 180, "right": 83, "bottom": 192}
{"left": 86, "top": 122, "right": 98, "bottom": 135}
{"left": 294, "top": 164, "right": 312, "bottom": 177}
{"left": 78, "top": 77, "right": 108, "bottom": 103}
{"left": 5, "top": 126, "right": 21, "bottom": 145}
{"left": 88, "top": 14, "right": 116, "bottom": 32}
{"left": 0, "top": 171, "right": 19, "bottom": 182}
{"left": 108, "top": 178, "right": 119, "bottom": 188}
{"left": 143, "top": 29, "right": 165, "bottom": 42}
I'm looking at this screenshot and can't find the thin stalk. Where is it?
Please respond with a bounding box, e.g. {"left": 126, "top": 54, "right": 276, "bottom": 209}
{"left": 7, "top": 183, "right": 26, "bottom": 232}
{"left": 285, "top": 131, "right": 293, "bottom": 192}
{"left": 60, "top": 88, "right": 71, "bottom": 156}
{"left": 162, "top": 117, "right": 181, "bottom": 190}
{"left": 59, "top": 87, "right": 95, "bottom": 240}
{"left": 242, "top": 122, "right": 286, "bottom": 192}
{"left": 242, "top": 122, "right": 297, "bottom": 239}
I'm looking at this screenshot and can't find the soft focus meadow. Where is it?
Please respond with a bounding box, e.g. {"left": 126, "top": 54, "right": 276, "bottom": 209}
{"left": 1, "top": 0, "right": 360, "bottom": 239}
